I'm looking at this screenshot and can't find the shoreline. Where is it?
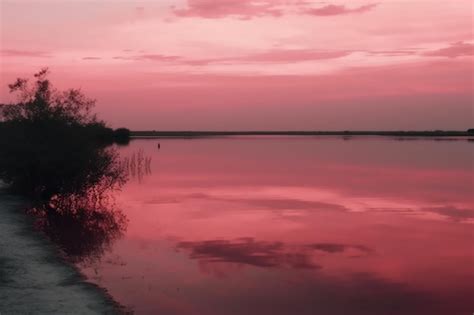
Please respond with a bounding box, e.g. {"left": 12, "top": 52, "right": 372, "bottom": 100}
{"left": 0, "top": 186, "right": 125, "bottom": 314}
{"left": 130, "top": 130, "right": 473, "bottom": 138}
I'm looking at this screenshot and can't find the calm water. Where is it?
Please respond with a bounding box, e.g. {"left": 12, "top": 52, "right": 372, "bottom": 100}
{"left": 80, "top": 137, "right": 473, "bottom": 315}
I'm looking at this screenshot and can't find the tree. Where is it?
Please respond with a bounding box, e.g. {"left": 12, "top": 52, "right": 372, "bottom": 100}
{"left": 0, "top": 69, "right": 125, "bottom": 200}
{"left": 1, "top": 68, "right": 97, "bottom": 125}
{"left": 0, "top": 69, "right": 130, "bottom": 264}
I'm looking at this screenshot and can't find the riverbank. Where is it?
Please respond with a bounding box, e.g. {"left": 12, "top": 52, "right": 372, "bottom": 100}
{"left": 0, "top": 186, "right": 123, "bottom": 314}
{"left": 130, "top": 130, "right": 473, "bottom": 138}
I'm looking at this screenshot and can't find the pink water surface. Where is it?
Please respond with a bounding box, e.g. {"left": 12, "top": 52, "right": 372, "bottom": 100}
{"left": 80, "top": 137, "right": 474, "bottom": 315}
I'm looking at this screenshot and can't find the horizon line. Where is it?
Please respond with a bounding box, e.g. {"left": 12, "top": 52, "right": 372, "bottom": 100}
{"left": 129, "top": 130, "right": 474, "bottom": 138}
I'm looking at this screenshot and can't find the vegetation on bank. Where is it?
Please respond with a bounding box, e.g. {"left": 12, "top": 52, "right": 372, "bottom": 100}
{"left": 0, "top": 69, "right": 130, "bottom": 199}
{"left": 0, "top": 69, "right": 128, "bottom": 262}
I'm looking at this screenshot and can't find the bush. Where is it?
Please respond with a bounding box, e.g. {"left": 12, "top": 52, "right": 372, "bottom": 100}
{"left": 0, "top": 69, "right": 130, "bottom": 263}
{"left": 114, "top": 128, "right": 131, "bottom": 144}
{"left": 0, "top": 69, "right": 126, "bottom": 200}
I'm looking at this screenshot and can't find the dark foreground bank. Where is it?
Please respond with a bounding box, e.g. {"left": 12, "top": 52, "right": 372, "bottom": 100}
{"left": 0, "top": 186, "right": 124, "bottom": 314}
{"left": 131, "top": 130, "right": 473, "bottom": 138}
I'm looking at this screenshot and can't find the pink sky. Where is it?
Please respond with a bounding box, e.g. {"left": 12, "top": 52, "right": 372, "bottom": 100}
{"left": 0, "top": 0, "right": 473, "bottom": 130}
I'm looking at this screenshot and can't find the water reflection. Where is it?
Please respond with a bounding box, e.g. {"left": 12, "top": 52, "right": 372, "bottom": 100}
{"left": 122, "top": 149, "right": 153, "bottom": 183}
{"left": 177, "top": 238, "right": 321, "bottom": 269}
{"left": 79, "top": 138, "right": 473, "bottom": 314}
{"left": 177, "top": 238, "right": 374, "bottom": 270}
{"left": 31, "top": 194, "right": 127, "bottom": 265}
{"left": 29, "top": 148, "right": 155, "bottom": 264}
{"left": 26, "top": 147, "right": 129, "bottom": 265}
{"left": 421, "top": 205, "right": 474, "bottom": 222}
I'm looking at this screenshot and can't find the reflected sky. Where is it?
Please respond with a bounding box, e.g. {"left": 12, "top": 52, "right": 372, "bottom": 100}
{"left": 80, "top": 137, "right": 474, "bottom": 314}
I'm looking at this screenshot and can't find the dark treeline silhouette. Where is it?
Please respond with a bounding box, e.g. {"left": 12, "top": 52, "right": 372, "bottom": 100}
{"left": 131, "top": 130, "right": 473, "bottom": 138}
{"left": 0, "top": 69, "right": 129, "bottom": 264}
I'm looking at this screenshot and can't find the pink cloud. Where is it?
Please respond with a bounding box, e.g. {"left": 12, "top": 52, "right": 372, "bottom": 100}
{"left": 173, "top": 0, "right": 284, "bottom": 19}
{"left": 136, "top": 54, "right": 182, "bottom": 62}
{"left": 0, "top": 49, "right": 52, "bottom": 58}
{"left": 181, "top": 49, "right": 351, "bottom": 65}
{"left": 237, "top": 49, "right": 351, "bottom": 63}
{"left": 173, "top": 1, "right": 379, "bottom": 19}
{"left": 366, "top": 50, "right": 418, "bottom": 57}
{"left": 423, "top": 42, "right": 474, "bottom": 58}
{"left": 112, "top": 54, "right": 180, "bottom": 62}
{"left": 111, "top": 54, "right": 183, "bottom": 63}
{"left": 112, "top": 49, "right": 351, "bottom": 66}
{"left": 304, "top": 3, "right": 378, "bottom": 16}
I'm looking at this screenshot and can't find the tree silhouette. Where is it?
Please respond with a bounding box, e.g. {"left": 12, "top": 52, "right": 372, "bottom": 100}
{"left": 0, "top": 69, "right": 130, "bottom": 264}
{"left": 0, "top": 69, "right": 128, "bottom": 199}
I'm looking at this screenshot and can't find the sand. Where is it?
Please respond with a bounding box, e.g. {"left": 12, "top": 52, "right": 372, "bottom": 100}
{"left": 0, "top": 186, "right": 122, "bottom": 314}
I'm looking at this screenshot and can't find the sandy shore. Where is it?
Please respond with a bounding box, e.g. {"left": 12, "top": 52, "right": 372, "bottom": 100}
{"left": 0, "top": 186, "right": 122, "bottom": 314}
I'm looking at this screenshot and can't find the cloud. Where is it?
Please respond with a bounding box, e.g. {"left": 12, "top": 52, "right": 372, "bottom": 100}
{"left": 173, "top": 0, "right": 284, "bottom": 19}
{"left": 0, "top": 49, "right": 52, "bottom": 58}
{"left": 422, "top": 206, "right": 474, "bottom": 222}
{"left": 238, "top": 198, "right": 349, "bottom": 211}
{"left": 307, "top": 243, "right": 373, "bottom": 254}
{"left": 185, "top": 192, "right": 349, "bottom": 211}
{"left": 237, "top": 49, "right": 351, "bottom": 63}
{"left": 183, "top": 49, "right": 351, "bottom": 65}
{"left": 82, "top": 56, "right": 102, "bottom": 60}
{"left": 423, "top": 42, "right": 474, "bottom": 58}
{"left": 366, "top": 50, "right": 418, "bottom": 57}
{"left": 113, "top": 49, "right": 351, "bottom": 66}
{"left": 112, "top": 54, "right": 180, "bottom": 62}
{"left": 98, "top": 44, "right": 472, "bottom": 69}
{"left": 135, "top": 54, "right": 181, "bottom": 62}
{"left": 172, "top": 1, "right": 378, "bottom": 19}
{"left": 302, "top": 3, "right": 378, "bottom": 16}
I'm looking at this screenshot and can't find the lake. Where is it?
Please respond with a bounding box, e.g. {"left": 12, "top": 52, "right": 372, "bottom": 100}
{"left": 79, "top": 137, "right": 473, "bottom": 314}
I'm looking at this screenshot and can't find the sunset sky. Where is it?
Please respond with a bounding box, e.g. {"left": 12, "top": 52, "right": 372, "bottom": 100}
{"left": 0, "top": 0, "right": 472, "bottom": 130}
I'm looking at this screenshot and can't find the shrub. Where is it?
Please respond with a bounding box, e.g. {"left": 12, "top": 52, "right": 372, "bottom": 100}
{"left": 0, "top": 69, "right": 126, "bottom": 200}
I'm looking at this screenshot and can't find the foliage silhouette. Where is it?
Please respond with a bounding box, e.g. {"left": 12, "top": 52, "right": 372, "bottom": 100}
{"left": 0, "top": 69, "right": 128, "bottom": 200}
{"left": 113, "top": 128, "right": 131, "bottom": 145}
{"left": 0, "top": 69, "right": 129, "bottom": 264}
